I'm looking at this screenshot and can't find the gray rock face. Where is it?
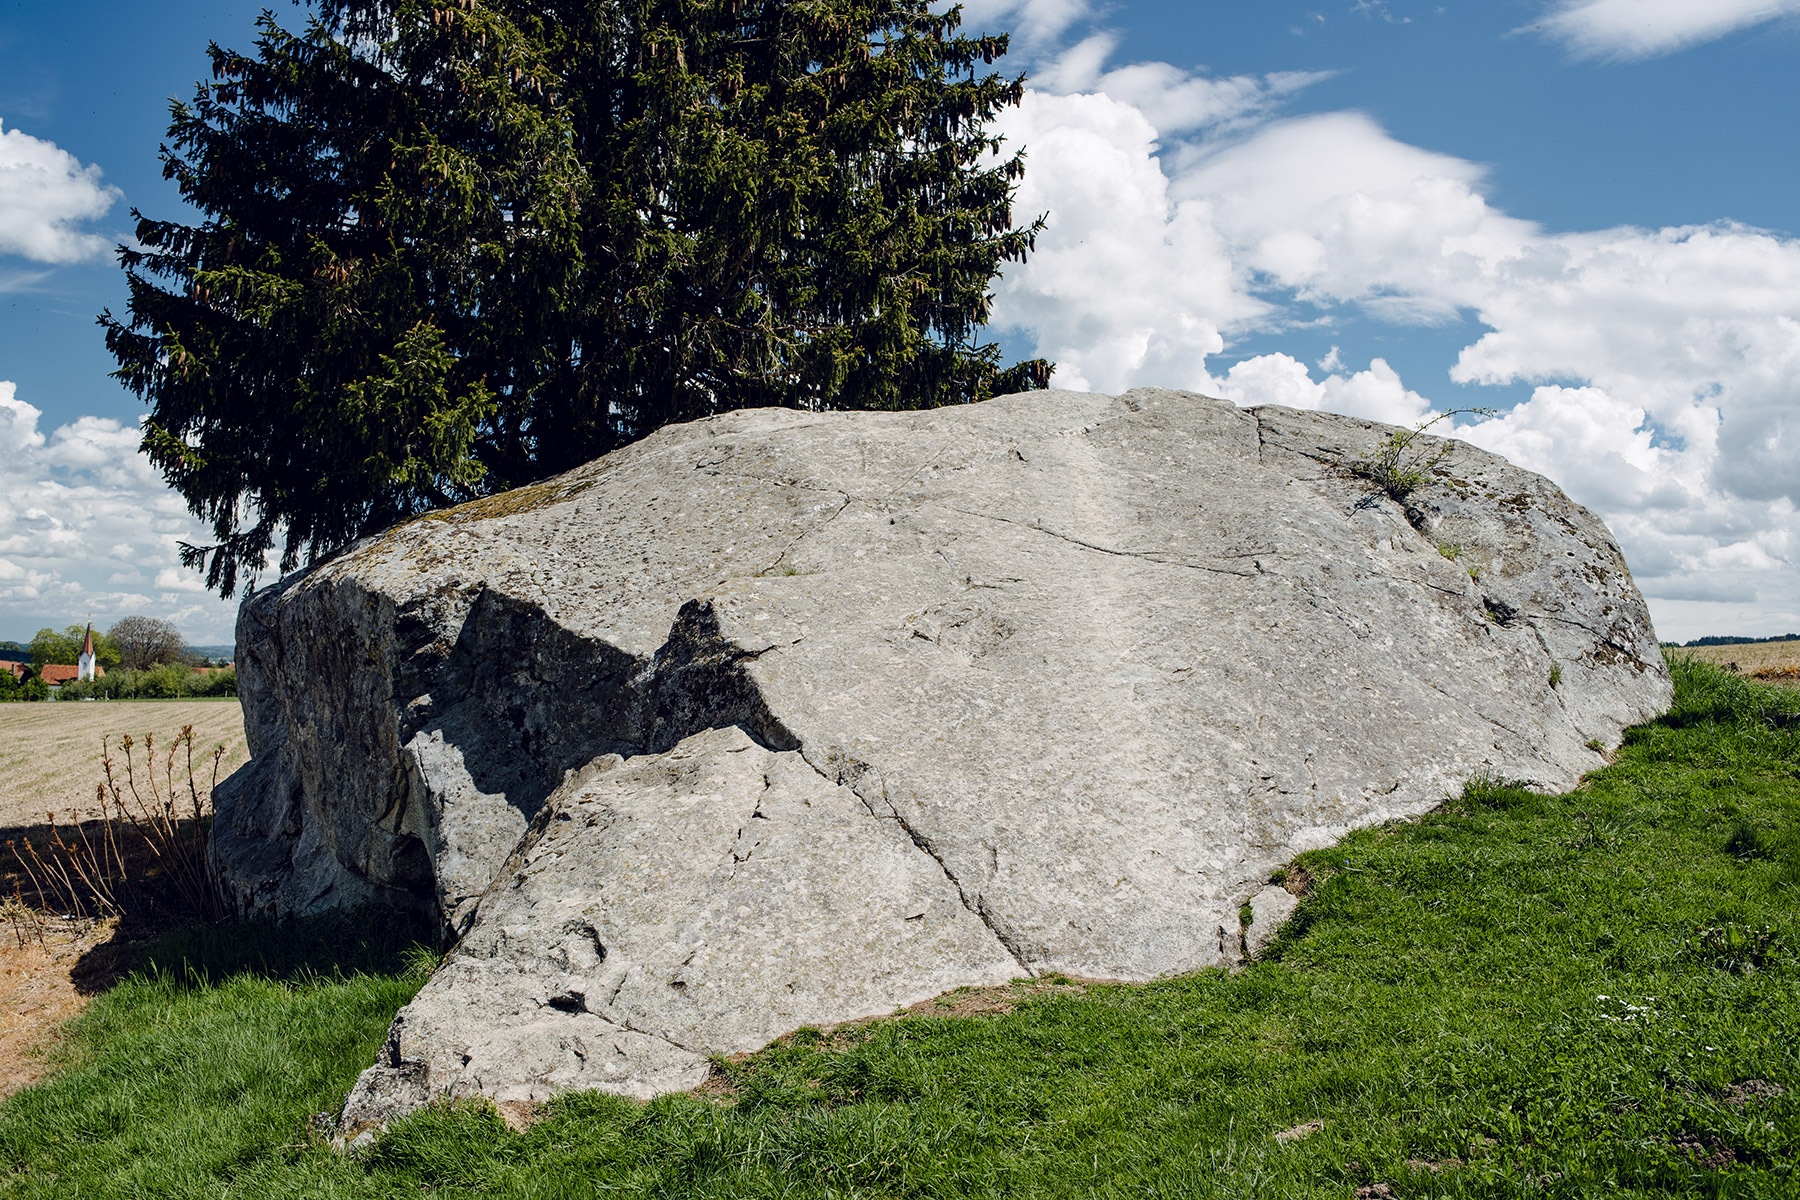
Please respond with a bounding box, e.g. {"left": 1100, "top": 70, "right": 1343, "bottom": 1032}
{"left": 209, "top": 388, "right": 1669, "bottom": 1131}
{"left": 340, "top": 725, "right": 1019, "bottom": 1129}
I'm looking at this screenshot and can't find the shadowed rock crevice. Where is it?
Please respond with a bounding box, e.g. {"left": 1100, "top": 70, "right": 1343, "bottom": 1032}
{"left": 399, "top": 596, "right": 809, "bottom": 930}
{"left": 216, "top": 587, "right": 811, "bottom": 930}
{"left": 400, "top": 587, "right": 645, "bottom": 820}
{"left": 428, "top": 592, "right": 800, "bottom": 767}
{"left": 632, "top": 600, "right": 801, "bottom": 756}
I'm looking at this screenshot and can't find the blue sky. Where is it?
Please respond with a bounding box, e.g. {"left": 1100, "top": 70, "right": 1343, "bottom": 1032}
{"left": 2, "top": 0, "right": 1798, "bottom": 642}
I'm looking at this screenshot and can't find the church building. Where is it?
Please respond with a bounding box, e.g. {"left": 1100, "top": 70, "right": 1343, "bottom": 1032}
{"left": 77, "top": 623, "right": 101, "bottom": 682}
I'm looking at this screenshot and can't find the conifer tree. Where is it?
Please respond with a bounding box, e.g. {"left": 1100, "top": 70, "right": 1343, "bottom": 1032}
{"left": 103, "top": 0, "right": 1047, "bottom": 596}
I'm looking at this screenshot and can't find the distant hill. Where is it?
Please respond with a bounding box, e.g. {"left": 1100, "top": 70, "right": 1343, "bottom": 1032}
{"left": 190, "top": 644, "right": 236, "bottom": 660}
{"left": 0, "top": 640, "right": 26, "bottom": 663}
{"left": 1679, "top": 633, "right": 1800, "bottom": 647}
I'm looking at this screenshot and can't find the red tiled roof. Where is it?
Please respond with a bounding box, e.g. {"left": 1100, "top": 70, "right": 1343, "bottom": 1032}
{"left": 39, "top": 665, "right": 80, "bottom": 685}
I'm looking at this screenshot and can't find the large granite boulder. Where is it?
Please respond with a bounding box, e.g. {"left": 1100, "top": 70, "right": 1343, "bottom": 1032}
{"left": 209, "top": 388, "right": 1669, "bottom": 1132}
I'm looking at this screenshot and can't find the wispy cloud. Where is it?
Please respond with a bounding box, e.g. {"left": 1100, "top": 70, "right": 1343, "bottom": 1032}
{"left": 1037, "top": 34, "right": 1334, "bottom": 137}
{"left": 0, "top": 266, "right": 53, "bottom": 293}
{"left": 1350, "top": 1, "right": 1413, "bottom": 25}
{"left": 1532, "top": 0, "right": 1800, "bottom": 60}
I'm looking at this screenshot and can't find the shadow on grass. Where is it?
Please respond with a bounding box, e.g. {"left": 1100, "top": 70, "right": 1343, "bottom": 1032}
{"left": 65, "top": 905, "right": 442, "bottom": 995}
{"left": 5, "top": 816, "right": 441, "bottom": 993}
{"left": 134, "top": 905, "right": 442, "bottom": 986}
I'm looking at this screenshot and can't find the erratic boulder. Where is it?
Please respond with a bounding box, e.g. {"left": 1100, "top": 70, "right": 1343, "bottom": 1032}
{"left": 209, "top": 388, "right": 1670, "bottom": 1133}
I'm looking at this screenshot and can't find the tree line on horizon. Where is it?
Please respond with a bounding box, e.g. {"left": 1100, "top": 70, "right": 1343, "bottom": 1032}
{"left": 1676, "top": 633, "right": 1800, "bottom": 648}
{"left": 104, "top": 0, "right": 1051, "bottom": 599}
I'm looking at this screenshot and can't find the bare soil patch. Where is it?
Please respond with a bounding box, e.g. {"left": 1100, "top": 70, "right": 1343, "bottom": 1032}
{"left": 0, "top": 911, "right": 113, "bottom": 1100}
{"left": 901, "top": 976, "right": 1093, "bottom": 1019}
{"left": 0, "top": 700, "right": 246, "bottom": 828}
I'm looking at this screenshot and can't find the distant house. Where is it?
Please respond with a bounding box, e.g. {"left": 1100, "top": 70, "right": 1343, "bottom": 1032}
{"left": 3, "top": 661, "right": 25, "bottom": 683}
{"left": 39, "top": 664, "right": 81, "bottom": 687}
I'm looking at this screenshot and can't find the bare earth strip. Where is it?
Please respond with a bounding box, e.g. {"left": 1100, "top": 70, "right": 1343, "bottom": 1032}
{"left": 0, "top": 916, "right": 113, "bottom": 1099}
{"left": 0, "top": 700, "right": 248, "bottom": 828}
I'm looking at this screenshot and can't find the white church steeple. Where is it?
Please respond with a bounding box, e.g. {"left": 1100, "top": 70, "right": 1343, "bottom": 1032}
{"left": 78, "top": 623, "right": 98, "bottom": 682}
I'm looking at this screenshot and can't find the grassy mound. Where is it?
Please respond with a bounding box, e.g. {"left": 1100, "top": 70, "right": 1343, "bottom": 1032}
{"left": 3, "top": 657, "right": 1795, "bottom": 1197}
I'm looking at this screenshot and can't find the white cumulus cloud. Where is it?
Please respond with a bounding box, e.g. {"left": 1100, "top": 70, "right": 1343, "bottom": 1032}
{"left": 0, "top": 381, "right": 238, "bottom": 643}
{"left": 0, "top": 120, "right": 121, "bottom": 263}
{"left": 989, "top": 90, "right": 1264, "bottom": 393}
{"left": 1535, "top": 0, "right": 1800, "bottom": 60}
{"left": 1214, "top": 353, "right": 1434, "bottom": 427}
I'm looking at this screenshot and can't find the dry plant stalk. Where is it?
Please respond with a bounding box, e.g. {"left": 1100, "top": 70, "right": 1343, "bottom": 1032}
{"left": 6, "top": 727, "right": 227, "bottom": 923}
{"left": 1, "top": 888, "right": 47, "bottom": 949}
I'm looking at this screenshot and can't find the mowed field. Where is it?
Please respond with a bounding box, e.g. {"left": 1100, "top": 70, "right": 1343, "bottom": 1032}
{"left": 1673, "top": 639, "right": 1800, "bottom": 682}
{"left": 0, "top": 701, "right": 248, "bottom": 828}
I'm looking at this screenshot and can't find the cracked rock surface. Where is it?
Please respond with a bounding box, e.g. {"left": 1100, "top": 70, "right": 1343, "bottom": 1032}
{"left": 339, "top": 725, "right": 1016, "bottom": 1131}
{"left": 208, "top": 388, "right": 1670, "bottom": 1130}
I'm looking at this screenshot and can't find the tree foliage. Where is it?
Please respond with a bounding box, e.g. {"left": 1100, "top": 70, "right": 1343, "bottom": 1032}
{"left": 104, "top": 0, "right": 1049, "bottom": 597}
{"left": 108, "top": 615, "right": 193, "bottom": 671}
{"left": 59, "top": 664, "right": 239, "bottom": 701}
{"left": 17, "top": 675, "right": 50, "bottom": 702}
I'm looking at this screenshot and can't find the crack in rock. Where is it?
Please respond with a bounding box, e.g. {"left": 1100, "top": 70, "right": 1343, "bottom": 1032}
{"left": 799, "top": 748, "right": 1033, "bottom": 975}
{"left": 948, "top": 506, "right": 1261, "bottom": 577}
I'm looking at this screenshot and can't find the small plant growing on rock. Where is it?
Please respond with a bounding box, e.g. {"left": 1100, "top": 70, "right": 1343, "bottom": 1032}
{"left": 1549, "top": 663, "right": 1563, "bottom": 688}
{"left": 1347, "top": 408, "right": 1496, "bottom": 501}
{"left": 1437, "top": 542, "right": 1462, "bottom": 560}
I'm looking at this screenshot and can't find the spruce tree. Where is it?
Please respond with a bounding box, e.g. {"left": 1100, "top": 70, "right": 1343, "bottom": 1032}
{"left": 103, "top": 0, "right": 1047, "bottom": 597}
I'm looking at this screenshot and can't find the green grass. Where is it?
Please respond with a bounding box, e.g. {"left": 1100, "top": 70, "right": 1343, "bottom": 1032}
{"left": 4, "top": 657, "right": 1797, "bottom": 1197}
